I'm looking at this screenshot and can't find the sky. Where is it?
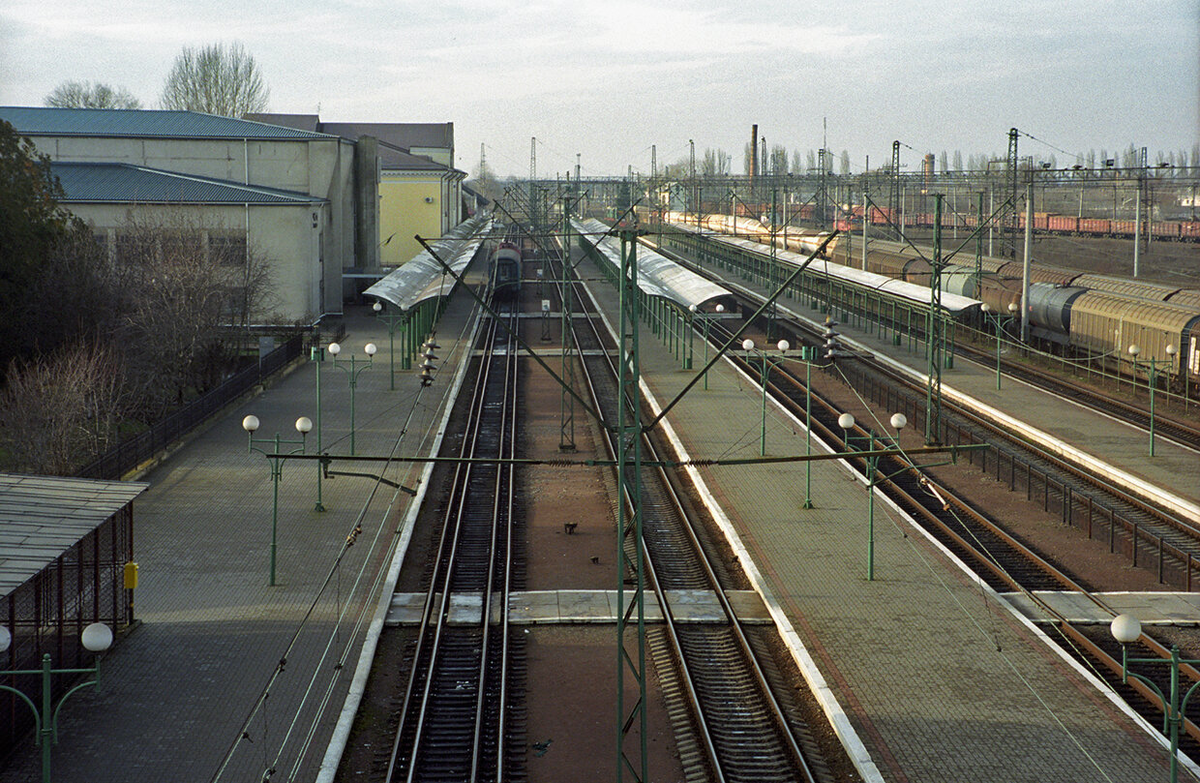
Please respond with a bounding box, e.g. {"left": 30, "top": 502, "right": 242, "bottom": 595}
{"left": 1, "top": 0, "right": 1198, "bottom": 179}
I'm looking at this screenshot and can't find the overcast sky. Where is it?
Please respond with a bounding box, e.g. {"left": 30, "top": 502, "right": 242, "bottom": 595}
{"left": 2, "top": 0, "right": 1198, "bottom": 178}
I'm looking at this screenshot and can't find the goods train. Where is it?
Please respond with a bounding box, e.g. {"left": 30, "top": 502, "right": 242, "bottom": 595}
{"left": 489, "top": 241, "right": 521, "bottom": 302}
{"left": 658, "top": 210, "right": 1200, "bottom": 393}
{"left": 694, "top": 201, "right": 1200, "bottom": 242}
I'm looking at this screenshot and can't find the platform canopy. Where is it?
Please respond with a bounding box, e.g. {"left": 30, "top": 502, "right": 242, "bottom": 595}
{"left": 574, "top": 218, "right": 732, "bottom": 312}
{"left": 364, "top": 215, "right": 491, "bottom": 311}
{"left": 0, "top": 473, "right": 147, "bottom": 597}
{"left": 681, "top": 222, "right": 983, "bottom": 316}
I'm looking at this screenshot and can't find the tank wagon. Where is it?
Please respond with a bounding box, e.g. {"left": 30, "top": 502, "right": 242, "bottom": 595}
{"left": 656, "top": 210, "right": 1200, "bottom": 392}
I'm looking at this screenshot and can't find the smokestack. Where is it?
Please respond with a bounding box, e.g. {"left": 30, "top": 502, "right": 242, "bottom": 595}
{"left": 750, "top": 124, "right": 758, "bottom": 200}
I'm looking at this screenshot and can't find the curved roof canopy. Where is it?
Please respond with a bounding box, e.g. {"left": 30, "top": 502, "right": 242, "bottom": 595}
{"left": 364, "top": 215, "right": 490, "bottom": 311}
{"left": 685, "top": 223, "right": 982, "bottom": 315}
{"left": 574, "top": 218, "right": 732, "bottom": 311}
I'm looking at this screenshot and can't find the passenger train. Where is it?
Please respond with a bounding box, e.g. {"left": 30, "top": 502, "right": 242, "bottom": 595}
{"left": 489, "top": 241, "right": 521, "bottom": 302}
{"left": 659, "top": 210, "right": 1200, "bottom": 393}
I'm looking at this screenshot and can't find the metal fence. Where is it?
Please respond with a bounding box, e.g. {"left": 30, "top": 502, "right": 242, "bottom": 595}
{"left": 0, "top": 503, "right": 133, "bottom": 758}
{"left": 78, "top": 334, "right": 305, "bottom": 480}
{"left": 842, "top": 364, "right": 1200, "bottom": 591}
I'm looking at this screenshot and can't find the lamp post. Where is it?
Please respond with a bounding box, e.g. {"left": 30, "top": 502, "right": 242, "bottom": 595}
{"left": 243, "top": 414, "right": 312, "bottom": 586}
{"left": 774, "top": 344, "right": 823, "bottom": 509}
{"left": 700, "top": 304, "right": 724, "bottom": 390}
{"left": 310, "top": 342, "right": 326, "bottom": 512}
{"left": 838, "top": 411, "right": 908, "bottom": 580}
{"left": 372, "top": 301, "right": 407, "bottom": 390}
{"left": 742, "top": 338, "right": 790, "bottom": 456}
{"left": 980, "top": 302, "right": 1019, "bottom": 390}
{"left": 0, "top": 622, "right": 113, "bottom": 783}
{"left": 1111, "top": 613, "right": 1200, "bottom": 783}
{"left": 1128, "top": 344, "right": 1178, "bottom": 457}
{"left": 686, "top": 304, "right": 696, "bottom": 371}
{"left": 328, "top": 342, "right": 376, "bottom": 455}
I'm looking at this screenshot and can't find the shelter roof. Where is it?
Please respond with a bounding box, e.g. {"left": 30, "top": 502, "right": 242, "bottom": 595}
{"left": 575, "top": 218, "right": 733, "bottom": 311}
{"left": 51, "top": 161, "right": 325, "bottom": 205}
{"left": 0, "top": 107, "right": 337, "bottom": 140}
{"left": 364, "top": 216, "right": 489, "bottom": 311}
{"left": 0, "top": 474, "right": 147, "bottom": 597}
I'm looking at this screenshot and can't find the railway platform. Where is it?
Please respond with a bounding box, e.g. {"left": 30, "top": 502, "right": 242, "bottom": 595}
{"left": 576, "top": 252, "right": 1200, "bottom": 782}
{"left": 722, "top": 260, "right": 1200, "bottom": 523}
{"left": 0, "top": 276, "right": 485, "bottom": 782}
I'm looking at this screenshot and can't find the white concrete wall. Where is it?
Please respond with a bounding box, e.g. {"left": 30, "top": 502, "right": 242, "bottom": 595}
{"left": 69, "top": 202, "right": 321, "bottom": 323}
{"left": 31, "top": 133, "right": 364, "bottom": 317}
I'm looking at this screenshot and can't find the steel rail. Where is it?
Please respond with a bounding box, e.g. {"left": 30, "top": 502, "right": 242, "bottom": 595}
{"left": 562, "top": 249, "right": 820, "bottom": 782}
{"left": 385, "top": 306, "right": 519, "bottom": 782}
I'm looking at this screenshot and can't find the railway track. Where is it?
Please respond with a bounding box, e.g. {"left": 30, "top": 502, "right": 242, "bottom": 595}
{"left": 620, "top": 225, "right": 1200, "bottom": 762}
{"left": 701, "top": 320, "right": 1200, "bottom": 765}
{"left": 383, "top": 304, "right": 520, "bottom": 782}
{"left": 654, "top": 236, "right": 1200, "bottom": 588}
{"left": 559, "top": 247, "right": 833, "bottom": 783}
{"left": 955, "top": 330, "right": 1200, "bottom": 453}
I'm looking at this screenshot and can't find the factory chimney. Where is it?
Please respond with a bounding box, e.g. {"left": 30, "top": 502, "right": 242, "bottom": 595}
{"left": 750, "top": 124, "right": 758, "bottom": 204}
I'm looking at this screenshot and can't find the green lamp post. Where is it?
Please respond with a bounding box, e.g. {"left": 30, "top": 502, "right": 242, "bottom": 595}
{"left": 0, "top": 622, "right": 113, "bottom": 783}
{"left": 980, "top": 302, "right": 1019, "bottom": 390}
{"left": 328, "top": 342, "right": 376, "bottom": 455}
{"left": 838, "top": 411, "right": 908, "bottom": 581}
{"left": 1111, "top": 613, "right": 1200, "bottom": 783}
{"left": 242, "top": 414, "right": 311, "bottom": 586}
{"left": 1127, "top": 343, "right": 1177, "bottom": 457}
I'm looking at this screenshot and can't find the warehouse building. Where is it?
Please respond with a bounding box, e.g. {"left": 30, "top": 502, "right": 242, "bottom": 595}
{"left": 247, "top": 114, "right": 467, "bottom": 271}
{"left": 0, "top": 107, "right": 378, "bottom": 324}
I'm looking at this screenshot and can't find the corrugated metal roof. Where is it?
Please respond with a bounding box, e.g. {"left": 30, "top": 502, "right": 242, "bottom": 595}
{"left": 318, "top": 121, "right": 453, "bottom": 150}
{"left": 365, "top": 216, "right": 490, "bottom": 310}
{"left": 0, "top": 473, "right": 147, "bottom": 597}
{"left": 575, "top": 218, "right": 733, "bottom": 310}
{"left": 52, "top": 162, "right": 326, "bottom": 205}
{"left": 378, "top": 145, "right": 449, "bottom": 172}
{"left": 0, "top": 107, "right": 338, "bottom": 140}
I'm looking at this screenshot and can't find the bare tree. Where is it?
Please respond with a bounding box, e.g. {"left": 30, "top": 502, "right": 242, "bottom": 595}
{"left": 45, "top": 81, "right": 141, "bottom": 109}
{"left": 160, "top": 42, "right": 269, "bottom": 117}
{"left": 768, "top": 144, "right": 789, "bottom": 175}
{"left": 701, "top": 148, "right": 730, "bottom": 176}
{"left": 0, "top": 342, "right": 128, "bottom": 475}
{"left": 109, "top": 210, "right": 276, "bottom": 414}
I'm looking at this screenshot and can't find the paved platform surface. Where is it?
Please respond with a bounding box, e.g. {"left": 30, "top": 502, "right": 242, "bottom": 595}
{"left": 1006, "top": 591, "right": 1200, "bottom": 626}
{"left": 5, "top": 239, "right": 1197, "bottom": 783}
{"left": 0, "top": 274, "right": 485, "bottom": 782}
{"left": 577, "top": 250, "right": 1198, "bottom": 782}
{"left": 386, "top": 589, "right": 771, "bottom": 625}
{"left": 783, "top": 274, "right": 1200, "bottom": 523}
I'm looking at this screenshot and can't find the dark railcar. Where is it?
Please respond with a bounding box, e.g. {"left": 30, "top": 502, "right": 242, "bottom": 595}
{"left": 490, "top": 242, "right": 521, "bottom": 302}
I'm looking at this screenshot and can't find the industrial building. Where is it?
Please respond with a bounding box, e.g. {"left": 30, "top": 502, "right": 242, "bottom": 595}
{"left": 247, "top": 114, "right": 467, "bottom": 271}
{"left": 0, "top": 106, "right": 377, "bottom": 324}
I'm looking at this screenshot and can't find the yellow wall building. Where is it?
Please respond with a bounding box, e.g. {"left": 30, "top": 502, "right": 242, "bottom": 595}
{"left": 377, "top": 147, "right": 466, "bottom": 268}
{"left": 248, "top": 115, "right": 467, "bottom": 274}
